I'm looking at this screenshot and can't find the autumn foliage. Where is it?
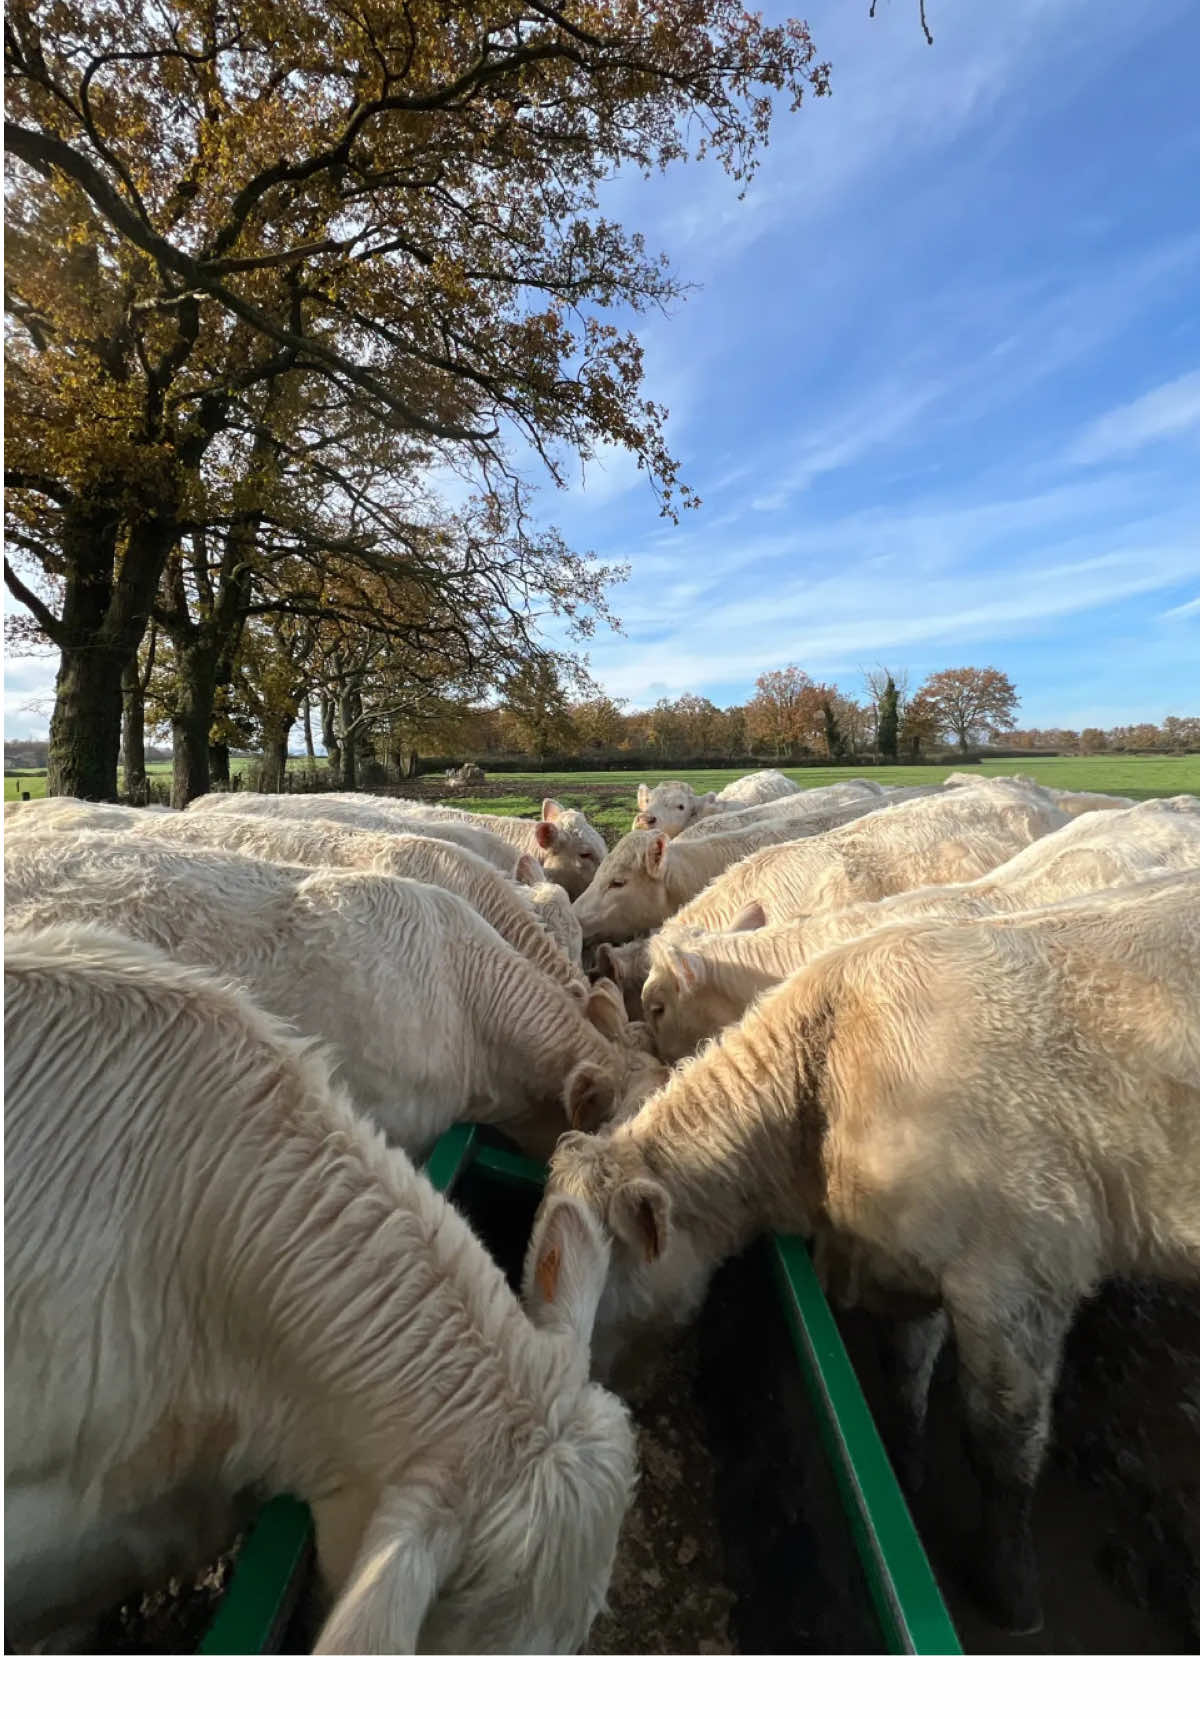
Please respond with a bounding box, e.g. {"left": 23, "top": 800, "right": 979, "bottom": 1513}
{"left": 5, "top": 1, "right": 829, "bottom": 800}
{"left": 919, "top": 666, "right": 1020, "bottom": 753}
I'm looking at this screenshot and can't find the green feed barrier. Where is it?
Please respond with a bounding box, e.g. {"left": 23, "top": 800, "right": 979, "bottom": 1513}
{"left": 197, "top": 1495, "right": 312, "bottom": 1655}
{"left": 769, "top": 1235, "right": 961, "bottom": 1654}
{"left": 199, "top": 1126, "right": 959, "bottom": 1654}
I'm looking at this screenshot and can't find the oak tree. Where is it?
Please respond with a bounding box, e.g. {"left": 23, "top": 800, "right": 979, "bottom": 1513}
{"left": 5, "top": 1, "right": 829, "bottom": 798}
{"left": 746, "top": 665, "right": 831, "bottom": 759}
{"left": 918, "top": 665, "right": 1019, "bottom": 754}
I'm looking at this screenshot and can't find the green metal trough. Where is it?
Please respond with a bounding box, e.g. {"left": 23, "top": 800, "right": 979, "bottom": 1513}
{"left": 200, "top": 1122, "right": 961, "bottom": 1655}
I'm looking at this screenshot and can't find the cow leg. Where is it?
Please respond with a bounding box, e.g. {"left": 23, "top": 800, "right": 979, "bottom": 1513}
{"left": 945, "top": 1277, "right": 1076, "bottom": 1634}
{"left": 879, "top": 1307, "right": 948, "bottom": 1496}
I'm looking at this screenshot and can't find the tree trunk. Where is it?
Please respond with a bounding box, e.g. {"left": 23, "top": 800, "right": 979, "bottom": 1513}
{"left": 121, "top": 658, "right": 148, "bottom": 805}
{"left": 171, "top": 642, "right": 220, "bottom": 807}
{"left": 321, "top": 696, "right": 341, "bottom": 784}
{"left": 338, "top": 685, "right": 364, "bottom": 790}
{"left": 303, "top": 696, "right": 316, "bottom": 762}
{"left": 260, "top": 718, "right": 290, "bottom": 793}
{"left": 49, "top": 505, "right": 178, "bottom": 799}
{"left": 209, "top": 740, "right": 231, "bottom": 790}
{"left": 46, "top": 499, "right": 122, "bottom": 799}
{"left": 48, "top": 643, "right": 126, "bottom": 800}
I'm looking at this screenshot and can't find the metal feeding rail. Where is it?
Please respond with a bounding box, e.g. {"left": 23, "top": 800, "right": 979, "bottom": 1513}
{"left": 200, "top": 1123, "right": 960, "bottom": 1654}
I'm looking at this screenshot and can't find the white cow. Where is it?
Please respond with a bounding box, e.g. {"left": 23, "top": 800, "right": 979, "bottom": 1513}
{"left": 4, "top": 923, "right": 635, "bottom": 1651}
{"left": 574, "top": 794, "right": 894, "bottom": 944}
{"left": 642, "top": 798, "right": 1200, "bottom": 1059}
{"left": 672, "top": 780, "right": 945, "bottom": 840}
{"left": 535, "top": 871, "right": 1200, "bottom": 1634}
{"left": 665, "top": 782, "right": 1069, "bottom": 935}
{"left": 190, "top": 792, "right": 605, "bottom": 901}
{"left": 124, "top": 813, "right": 581, "bottom": 992}
{"left": 942, "top": 771, "right": 1135, "bottom": 816}
{"left": 184, "top": 791, "right": 523, "bottom": 871}
{"left": 3, "top": 797, "right": 178, "bottom": 833}
{"left": 632, "top": 768, "right": 801, "bottom": 836}
{"left": 4, "top": 837, "right": 636, "bottom": 1159}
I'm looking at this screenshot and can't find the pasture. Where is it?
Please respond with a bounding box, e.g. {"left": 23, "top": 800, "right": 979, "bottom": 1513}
{"left": 3, "top": 758, "right": 322, "bottom": 802}
{"left": 7, "top": 755, "right": 1197, "bottom": 836}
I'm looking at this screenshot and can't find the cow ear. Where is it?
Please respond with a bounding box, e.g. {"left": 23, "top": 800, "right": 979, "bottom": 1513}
{"left": 593, "top": 942, "right": 617, "bottom": 981}
{"left": 522, "top": 1194, "right": 611, "bottom": 1358}
{"left": 534, "top": 820, "right": 558, "bottom": 851}
{"left": 313, "top": 1489, "right": 462, "bottom": 1654}
{"left": 644, "top": 833, "right": 669, "bottom": 878}
{"left": 608, "top": 1177, "right": 671, "bottom": 1264}
{"left": 585, "top": 977, "right": 627, "bottom": 1042}
{"left": 513, "top": 853, "right": 542, "bottom": 885}
{"left": 728, "top": 900, "right": 767, "bottom": 933}
{"left": 563, "top": 1060, "right": 617, "bottom": 1131}
{"left": 542, "top": 798, "right": 565, "bottom": 821}
{"left": 661, "top": 943, "right": 705, "bottom": 996}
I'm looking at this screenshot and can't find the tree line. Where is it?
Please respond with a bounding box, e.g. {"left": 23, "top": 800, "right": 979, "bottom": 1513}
{"left": 383, "top": 662, "right": 1197, "bottom": 770}
{"left": 8, "top": 656, "right": 1197, "bottom": 782}
{"left": 416, "top": 662, "right": 1016, "bottom": 765}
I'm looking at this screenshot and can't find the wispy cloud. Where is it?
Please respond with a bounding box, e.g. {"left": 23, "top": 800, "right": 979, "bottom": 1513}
{"left": 1068, "top": 369, "right": 1200, "bottom": 464}
{"left": 748, "top": 378, "right": 947, "bottom": 512}
{"left": 1161, "top": 592, "right": 1200, "bottom": 620}
{"left": 565, "top": 465, "right": 1200, "bottom": 714}
{"left": 655, "top": 0, "right": 1099, "bottom": 270}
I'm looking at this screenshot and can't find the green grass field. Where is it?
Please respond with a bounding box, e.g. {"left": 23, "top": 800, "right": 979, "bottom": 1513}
{"left": 452, "top": 756, "right": 1200, "bottom": 846}
{"left": 4, "top": 761, "right": 175, "bottom": 802}
{"left": 2, "top": 757, "right": 326, "bottom": 802}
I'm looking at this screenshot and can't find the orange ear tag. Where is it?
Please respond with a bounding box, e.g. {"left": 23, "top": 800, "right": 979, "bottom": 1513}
{"left": 535, "top": 1244, "right": 561, "bottom": 1303}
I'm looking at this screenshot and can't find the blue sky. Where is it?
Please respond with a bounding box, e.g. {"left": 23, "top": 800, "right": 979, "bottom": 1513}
{"left": 535, "top": 0, "right": 1200, "bottom": 730}
{"left": 5, "top": 0, "right": 1198, "bottom": 738}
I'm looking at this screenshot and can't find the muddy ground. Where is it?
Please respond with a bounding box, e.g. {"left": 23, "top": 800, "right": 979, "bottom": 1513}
{"left": 837, "top": 1277, "right": 1200, "bottom": 1654}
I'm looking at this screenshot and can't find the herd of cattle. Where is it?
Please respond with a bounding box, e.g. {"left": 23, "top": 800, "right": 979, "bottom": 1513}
{"left": 4, "top": 766, "right": 1199, "bottom": 1650}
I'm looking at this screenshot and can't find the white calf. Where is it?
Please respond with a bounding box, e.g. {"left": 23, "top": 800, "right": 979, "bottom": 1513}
{"left": 537, "top": 872, "right": 1200, "bottom": 1632}
{"left": 4, "top": 924, "right": 635, "bottom": 1651}
{"left": 4, "top": 837, "right": 632, "bottom": 1159}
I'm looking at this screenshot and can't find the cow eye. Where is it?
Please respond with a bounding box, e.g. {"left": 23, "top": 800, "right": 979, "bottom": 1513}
{"left": 608, "top": 879, "right": 626, "bottom": 891}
